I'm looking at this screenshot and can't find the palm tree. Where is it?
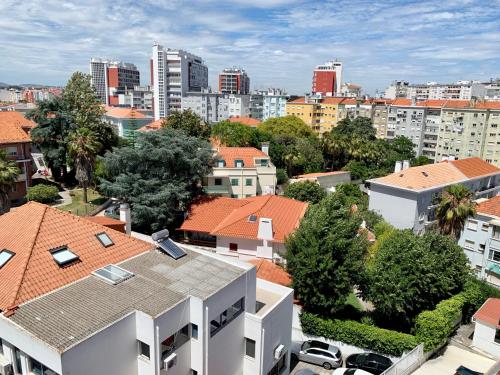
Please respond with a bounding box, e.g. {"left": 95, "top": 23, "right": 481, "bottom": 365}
{"left": 68, "top": 128, "right": 101, "bottom": 203}
{"left": 436, "top": 184, "right": 477, "bottom": 239}
{"left": 0, "top": 150, "right": 20, "bottom": 214}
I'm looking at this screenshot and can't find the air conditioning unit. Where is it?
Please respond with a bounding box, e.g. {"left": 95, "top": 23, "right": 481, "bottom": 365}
{"left": 163, "top": 353, "right": 177, "bottom": 372}
{"left": 274, "top": 344, "right": 285, "bottom": 360}
{"left": 0, "top": 363, "right": 14, "bottom": 375}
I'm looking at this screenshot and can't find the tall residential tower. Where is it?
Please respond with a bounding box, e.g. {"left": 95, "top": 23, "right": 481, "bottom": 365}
{"left": 312, "top": 60, "right": 343, "bottom": 96}
{"left": 151, "top": 43, "right": 208, "bottom": 120}
{"left": 219, "top": 68, "right": 250, "bottom": 95}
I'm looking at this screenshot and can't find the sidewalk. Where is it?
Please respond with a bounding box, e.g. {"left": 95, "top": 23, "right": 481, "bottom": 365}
{"left": 53, "top": 189, "right": 72, "bottom": 207}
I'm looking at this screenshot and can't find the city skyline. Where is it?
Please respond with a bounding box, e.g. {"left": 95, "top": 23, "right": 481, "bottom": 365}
{"left": 1, "top": 0, "right": 500, "bottom": 95}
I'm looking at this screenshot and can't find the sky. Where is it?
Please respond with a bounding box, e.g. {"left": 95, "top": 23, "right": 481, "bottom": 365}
{"left": 1, "top": 0, "right": 499, "bottom": 95}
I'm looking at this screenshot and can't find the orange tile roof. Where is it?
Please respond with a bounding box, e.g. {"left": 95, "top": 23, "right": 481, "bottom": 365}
{"left": 84, "top": 216, "right": 126, "bottom": 233}
{"left": 0, "top": 202, "right": 152, "bottom": 313}
{"left": 370, "top": 158, "right": 500, "bottom": 191}
{"left": 391, "top": 98, "right": 412, "bottom": 106}
{"left": 216, "top": 147, "right": 269, "bottom": 168}
{"left": 477, "top": 196, "right": 500, "bottom": 218}
{"left": 0, "top": 112, "right": 34, "bottom": 144}
{"left": 296, "top": 171, "right": 348, "bottom": 179}
{"left": 416, "top": 99, "right": 449, "bottom": 107}
{"left": 104, "top": 106, "right": 148, "bottom": 119}
{"left": 322, "top": 97, "right": 347, "bottom": 104}
{"left": 443, "top": 100, "right": 472, "bottom": 108}
{"left": 247, "top": 259, "right": 291, "bottom": 286}
{"left": 180, "top": 195, "right": 308, "bottom": 243}
{"left": 450, "top": 157, "right": 500, "bottom": 178}
{"left": 474, "top": 101, "right": 500, "bottom": 110}
{"left": 289, "top": 97, "right": 307, "bottom": 104}
{"left": 138, "top": 119, "right": 163, "bottom": 132}
{"left": 473, "top": 298, "right": 500, "bottom": 328}
{"left": 228, "top": 116, "right": 261, "bottom": 127}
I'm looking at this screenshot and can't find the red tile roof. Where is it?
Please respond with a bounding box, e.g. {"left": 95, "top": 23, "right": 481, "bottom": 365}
{"left": 248, "top": 259, "right": 291, "bottom": 286}
{"left": 473, "top": 298, "right": 500, "bottom": 328}
{"left": 450, "top": 157, "right": 500, "bottom": 178}
{"left": 216, "top": 147, "right": 269, "bottom": 168}
{"left": 476, "top": 196, "right": 500, "bottom": 218}
{"left": 0, "top": 112, "right": 34, "bottom": 144}
{"left": 104, "top": 107, "right": 148, "bottom": 119}
{"left": 84, "top": 216, "right": 126, "bottom": 233}
{"left": 391, "top": 98, "right": 412, "bottom": 106}
{"left": 180, "top": 195, "right": 308, "bottom": 243}
{"left": 138, "top": 119, "right": 163, "bottom": 132}
{"left": 0, "top": 202, "right": 152, "bottom": 313}
{"left": 228, "top": 116, "right": 261, "bottom": 127}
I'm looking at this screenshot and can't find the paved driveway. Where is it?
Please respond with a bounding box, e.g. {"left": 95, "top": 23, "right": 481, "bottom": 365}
{"left": 290, "top": 360, "right": 333, "bottom": 375}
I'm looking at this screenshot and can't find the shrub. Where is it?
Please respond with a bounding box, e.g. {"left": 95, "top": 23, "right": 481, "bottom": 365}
{"left": 361, "top": 210, "right": 383, "bottom": 231}
{"left": 461, "top": 277, "right": 500, "bottom": 321}
{"left": 26, "top": 185, "right": 60, "bottom": 204}
{"left": 300, "top": 312, "right": 418, "bottom": 357}
{"left": 276, "top": 168, "right": 289, "bottom": 185}
{"left": 284, "top": 180, "right": 326, "bottom": 204}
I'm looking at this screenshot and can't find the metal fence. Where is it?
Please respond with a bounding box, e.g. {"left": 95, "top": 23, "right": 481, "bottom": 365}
{"left": 381, "top": 344, "right": 425, "bottom": 375}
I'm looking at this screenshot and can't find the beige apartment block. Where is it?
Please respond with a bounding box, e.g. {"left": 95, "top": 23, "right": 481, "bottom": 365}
{"left": 285, "top": 96, "right": 343, "bottom": 134}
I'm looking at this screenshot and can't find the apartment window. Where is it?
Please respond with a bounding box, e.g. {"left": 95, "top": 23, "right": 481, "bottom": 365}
{"left": 191, "top": 323, "right": 198, "bottom": 340}
{"left": 245, "top": 338, "right": 256, "bottom": 358}
{"left": 214, "top": 178, "right": 222, "bottom": 186}
{"left": 231, "top": 194, "right": 238, "bottom": 198}
{"left": 210, "top": 297, "right": 245, "bottom": 337}
{"left": 489, "top": 249, "right": 500, "bottom": 263}
{"left": 493, "top": 226, "right": 500, "bottom": 240}
{"left": 234, "top": 159, "right": 244, "bottom": 168}
{"left": 138, "top": 340, "right": 150, "bottom": 360}
{"left": 482, "top": 223, "right": 490, "bottom": 232}
{"left": 231, "top": 178, "right": 239, "bottom": 186}
{"left": 467, "top": 220, "right": 478, "bottom": 231}
{"left": 245, "top": 178, "right": 253, "bottom": 186}
{"left": 229, "top": 243, "right": 238, "bottom": 252}
{"left": 31, "top": 359, "right": 57, "bottom": 375}
{"left": 217, "top": 160, "right": 226, "bottom": 167}
{"left": 479, "top": 244, "right": 486, "bottom": 253}
{"left": 260, "top": 159, "right": 269, "bottom": 167}
{"left": 464, "top": 240, "right": 475, "bottom": 250}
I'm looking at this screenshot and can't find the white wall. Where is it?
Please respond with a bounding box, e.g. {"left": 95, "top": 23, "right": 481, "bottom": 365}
{"left": 369, "top": 185, "right": 418, "bottom": 229}
{"left": 472, "top": 321, "right": 500, "bottom": 357}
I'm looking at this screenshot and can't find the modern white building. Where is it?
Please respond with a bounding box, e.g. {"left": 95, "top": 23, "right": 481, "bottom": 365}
{"left": 472, "top": 298, "right": 500, "bottom": 357}
{"left": 151, "top": 44, "right": 208, "bottom": 120}
{"left": 181, "top": 92, "right": 251, "bottom": 123}
{"left": 0, "top": 202, "right": 293, "bottom": 375}
{"left": 368, "top": 158, "right": 500, "bottom": 233}
{"left": 459, "top": 196, "right": 500, "bottom": 287}
{"left": 118, "top": 86, "right": 154, "bottom": 110}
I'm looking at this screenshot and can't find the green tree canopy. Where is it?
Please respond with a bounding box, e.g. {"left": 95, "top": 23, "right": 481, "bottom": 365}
{"left": 26, "top": 184, "right": 60, "bottom": 204}
{"left": 163, "top": 109, "right": 211, "bottom": 139}
{"left": 363, "top": 230, "right": 469, "bottom": 329}
{"left": 285, "top": 192, "right": 369, "bottom": 315}
{"left": 436, "top": 184, "right": 477, "bottom": 239}
{"left": 332, "top": 117, "right": 376, "bottom": 140}
{"left": 260, "top": 116, "right": 314, "bottom": 138}
{"left": 0, "top": 150, "right": 20, "bottom": 213}
{"left": 211, "top": 120, "right": 265, "bottom": 147}
{"left": 99, "top": 128, "right": 213, "bottom": 233}
{"left": 412, "top": 155, "right": 432, "bottom": 166}
{"left": 284, "top": 181, "right": 326, "bottom": 204}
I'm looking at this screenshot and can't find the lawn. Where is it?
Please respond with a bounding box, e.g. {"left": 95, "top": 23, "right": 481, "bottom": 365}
{"left": 58, "top": 188, "right": 107, "bottom": 216}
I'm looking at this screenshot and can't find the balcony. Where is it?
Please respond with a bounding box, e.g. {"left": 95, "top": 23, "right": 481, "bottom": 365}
{"left": 475, "top": 186, "right": 500, "bottom": 198}
{"left": 203, "top": 185, "right": 230, "bottom": 195}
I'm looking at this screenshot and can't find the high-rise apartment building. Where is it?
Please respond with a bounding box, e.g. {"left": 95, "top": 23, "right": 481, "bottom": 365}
{"left": 90, "top": 58, "right": 140, "bottom": 105}
{"left": 286, "top": 96, "right": 343, "bottom": 134}
{"left": 151, "top": 43, "right": 208, "bottom": 120}
{"left": 312, "top": 60, "right": 343, "bottom": 96}
{"left": 181, "top": 91, "right": 251, "bottom": 123}
{"left": 219, "top": 68, "right": 250, "bottom": 95}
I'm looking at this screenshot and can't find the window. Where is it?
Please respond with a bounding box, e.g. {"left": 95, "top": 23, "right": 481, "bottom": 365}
{"left": 229, "top": 243, "right": 238, "bottom": 252}
{"left": 96, "top": 232, "right": 114, "bottom": 247}
{"left": 191, "top": 323, "right": 198, "bottom": 340}
{"left": 467, "top": 220, "right": 478, "bottom": 231}
{"left": 214, "top": 178, "right": 222, "bottom": 186}
{"left": 0, "top": 249, "right": 14, "bottom": 269}
{"left": 231, "top": 178, "right": 239, "bottom": 186}
{"left": 245, "top": 178, "right": 253, "bottom": 186}
{"left": 30, "top": 359, "right": 57, "bottom": 375}
{"left": 93, "top": 264, "right": 134, "bottom": 285}
{"left": 482, "top": 223, "right": 490, "bottom": 232}
{"left": 245, "top": 338, "right": 256, "bottom": 358}
{"left": 234, "top": 159, "right": 244, "bottom": 168}
{"left": 138, "top": 340, "right": 150, "bottom": 359}
{"left": 493, "top": 226, "right": 500, "bottom": 240}
{"left": 181, "top": 324, "right": 189, "bottom": 337}
{"left": 260, "top": 159, "right": 269, "bottom": 167}
{"left": 489, "top": 249, "right": 500, "bottom": 263}
{"left": 464, "top": 240, "right": 475, "bottom": 250}
{"left": 50, "top": 246, "right": 79, "bottom": 266}
{"left": 217, "top": 160, "right": 225, "bottom": 168}
{"left": 210, "top": 297, "right": 245, "bottom": 337}
{"left": 495, "top": 329, "right": 500, "bottom": 344}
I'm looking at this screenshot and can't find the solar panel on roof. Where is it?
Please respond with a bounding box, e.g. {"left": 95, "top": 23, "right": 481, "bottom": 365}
{"left": 158, "top": 238, "right": 187, "bottom": 260}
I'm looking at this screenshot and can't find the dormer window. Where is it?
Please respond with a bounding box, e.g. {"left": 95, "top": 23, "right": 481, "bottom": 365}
{"left": 0, "top": 249, "right": 14, "bottom": 269}
{"left": 234, "top": 159, "right": 244, "bottom": 168}
{"left": 217, "top": 160, "right": 226, "bottom": 168}
{"left": 260, "top": 159, "right": 269, "bottom": 167}
{"left": 51, "top": 246, "right": 79, "bottom": 267}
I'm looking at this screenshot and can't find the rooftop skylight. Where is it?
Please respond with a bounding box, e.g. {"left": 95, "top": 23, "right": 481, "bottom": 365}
{"left": 96, "top": 232, "right": 114, "bottom": 247}
{"left": 50, "top": 246, "right": 79, "bottom": 266}
{"left": 0, "top": 249, "right": 14, "bottom": 269}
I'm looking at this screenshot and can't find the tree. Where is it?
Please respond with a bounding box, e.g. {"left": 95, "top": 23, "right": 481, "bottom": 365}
{"left": 99, "top": 128, "right": 213, "bottom": 233}
{"left": 436, "top": 184, "right": 477, "bottom": 239}
{"left": 335, "top": 183, "right": 368, "bottom": 211}
{"left": 0, "top": 150, "right": 20, "bottom": 213}
{"left": 260, "top": 116, "right": 314, "bottom": 138}
{"left": 332, "top": 117, "right": 376, "bottom": 140}
{"left": 284, "top": 181, "right": 326, "bottom": 204}
{"left": 363, "top": 230, "right": 469, "bottom": 329}
{"left": 68, "top": 128, "right": 102, "bottom": 203}
{"left": 276, "top": 168, "right": 288, "bottom": 185}
{"left": 412, "top": 155, "right": 432, "bottom": 166}
{"left": 163, "top": 109, "right": 211, "bottom": 139}
{"left": 387, "top": 136, "right": 416, "bottom": 165}
{"left": 285, "top": 192, "right": 369, "bottom": 315}
{"left": 211, "top": 120, "right": 263, "bottom": 147}
{"left": 27, "top": 96, "right": 76, "bottom": 180}
{"left": 26, "top": 184, "right": 60, "bottom": 204}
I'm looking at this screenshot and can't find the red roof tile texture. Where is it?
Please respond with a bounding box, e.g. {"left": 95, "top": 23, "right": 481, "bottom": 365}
{"left": 0, "top": 202, "right": 152, "bottom": 312}
{"left": 473, "top": 298, "right": 500, "bottom": 328}
{"left": 105, "top": 107, "right": 149, "bottom": 119}
{"left": 216, "top": 147, "right": 269, "bottom": 168}
{"left": 228, "top": 116, "right": 261, "bottom": 127}
{"left": 84, "top": 216, "right": 126, "bottom": 233}
{"left": 180, "top": 195, "right": 308, "bottom": 243}
{"left": 450, "top": 157, "right": 500, "bottom": 178}
{"left": 0, "top": 112, "right": 34, "bottom": 144}
{"left": 477, "top": 196, "right": 500, "bottom": 218}
{"left": 139, "top": 119, "right": 163, "bottom": 132}
{"left": 248, "top": 259, "right": 291, "bottom": 286}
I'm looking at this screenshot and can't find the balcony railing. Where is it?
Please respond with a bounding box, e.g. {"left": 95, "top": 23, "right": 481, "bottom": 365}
{"left": 475, "top": 186, "right": 500, "bottom": 198}
{"left": 203, "top": 185, "right": 230, "bottom": 195}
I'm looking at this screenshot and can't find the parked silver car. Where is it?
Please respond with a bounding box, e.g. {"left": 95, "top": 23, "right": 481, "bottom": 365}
{"left": 293, "top": 340, "right": 342, "bottom": 370}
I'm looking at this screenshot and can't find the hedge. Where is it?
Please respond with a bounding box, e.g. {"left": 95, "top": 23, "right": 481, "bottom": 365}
{"left": 26, "top": 184, "right": 60, "bottom": 204}
{"left": 300, "top": 312, "right": 418, "bottom": 357}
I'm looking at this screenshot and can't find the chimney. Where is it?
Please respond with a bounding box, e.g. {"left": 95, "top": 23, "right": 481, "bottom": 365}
{"left": 119, "top": 203, "right": 131, "bottom": 235}
{"left": 394, "top": 161, "right": 402, "bottom": 173}
{"left": 261, "top": 142, "right": 270, "bottom": 156}
{"left": 257, "top": 218, "right": 273, "bottom": 241}
{"left": 402, "top": 160, "right": 410, "bottom": 170}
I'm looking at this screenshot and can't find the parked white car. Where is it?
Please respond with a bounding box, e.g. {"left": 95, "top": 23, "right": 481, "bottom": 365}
{"left": 292, "top": 340, "right": 342, "bottom": 370}
{"left": 333, "top": 368, "right": 374, "bottom": 375}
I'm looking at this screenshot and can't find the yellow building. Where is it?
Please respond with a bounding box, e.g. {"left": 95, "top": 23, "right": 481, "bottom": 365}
{"left": 285, "top": 96, "right": 345, "bottom": 134}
